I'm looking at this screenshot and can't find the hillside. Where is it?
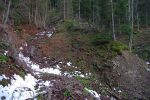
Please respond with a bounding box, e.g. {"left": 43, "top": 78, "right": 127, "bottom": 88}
{"left": 0, "top": 0, "right": 150, "bottom": 100}
{"left": 0, "top": 24, "right": 149, "bottom": 100}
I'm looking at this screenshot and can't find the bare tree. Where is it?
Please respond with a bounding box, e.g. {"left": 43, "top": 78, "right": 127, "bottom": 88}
{"left": 110, "top": 0, "right": 116, "bottom": 40}
{"left": 3, "top": 0, "right": 11, "bottom": 25}
{"left": 78, "top": 0, "right": 81, "bottom": 20}
{"left": 129, "top": 0, "right": 134, "bottom": 51}
{"left": 64, "top": 0, "right": 66, "bottom": 20}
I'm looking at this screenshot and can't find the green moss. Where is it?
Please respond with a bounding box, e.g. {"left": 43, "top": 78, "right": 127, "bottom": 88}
{"left": 91, "top": 34, "right": 112, "bottom": 46}
{"left": 0, "top": 79, "right": 10, "bottom": 86}
{"left": 0, "top": 55, "right": 9, "bottom": 63}
{"left": 75, "top": 76, "right": 91, "bottom": 87}
{"left": 37, "top": 95, "right": 42, "bottom": 100}
{"left": 109, "top": 41, "right": 128, "bottom": 54}
{"left": 63, "top": 90, "right": 72, "bottom": 97}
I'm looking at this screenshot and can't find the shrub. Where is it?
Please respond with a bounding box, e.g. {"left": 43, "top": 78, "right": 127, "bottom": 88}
{"left": 91, "top": 34, "right": 112, "bottom": 46}
{"left": 110, "top": 41, "right": 128, "bottom": 54}
{"left": 64, "top": 20, "right": 78, "bottom": 31}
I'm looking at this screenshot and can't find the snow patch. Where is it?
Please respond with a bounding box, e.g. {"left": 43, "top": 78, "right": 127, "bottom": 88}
{"left": 0, "top": 74, "right": 53, "bottom": 100}
{"left": 85, "top": 88, "right": 101, "bottom": 100}
{"left": 146, "top": 62, "right": 150, "bottom": 65}
{"left": 4, "top": 51, "right": 8, "bottom": 55}
{"left": 0, "top": 74, "right": 9, "bottom": 81}
{"left": 67, "top": 62, "right": 72, "bottom": 66}
{"left": 18, "top": 52, "right": 61, "bottom": 75}
{"left": 0, "top": 74, "right": 37, "bottom": 100}
{"left": 19, "top": 47, "right": 23, "bottom": 50}
{"left": 64, "top": 71, "right": 91, "bottom": 78}
{"left": 36, "top": 31, "right": 53, "bottom": 38}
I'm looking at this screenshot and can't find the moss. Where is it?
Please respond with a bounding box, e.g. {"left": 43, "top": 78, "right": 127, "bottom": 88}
{"left": 0, "top": 55, "right": 9, "bottom": 63}
{"left": 0, "top": 79, "right": 10, "bottom": 86}
{"left": 75, "top": 76, "right": 91, "bottom": 87}
{"left": 63, "top": 89, "right": 72, "bottom": 97}
{"left": 109, "top": 41, "right": 128, "bottom": 54}
{"left": 91, "top": 34, "right": 112, "bottom": 46}
{"left": 37, "top": 95, "right": 42, "bottom": 100}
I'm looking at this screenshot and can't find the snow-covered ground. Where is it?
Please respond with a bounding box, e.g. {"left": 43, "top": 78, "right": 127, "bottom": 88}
{"left": 0, "top": 37, "right": 101, "bottom": 100}
{"left": 0, "top": 74, "right": 52, "bottom": 100}
{"left": 18, "top": 47, "right": 91, "bottom": 77}
{"left": 18, "top": 52, "right": 61, "bottom": 75}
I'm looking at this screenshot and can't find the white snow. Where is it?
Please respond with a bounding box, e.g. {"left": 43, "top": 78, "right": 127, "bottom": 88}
{"left": 113, "top": 88, "right": 116, "bottom": 91}
{"left": 19, "top": 47, "right": 23, "bottom": 50}
{"left": 18, "top": 52, "right": 61, "bottom": 75}
{"left": 0, "top": 74, "right": 37, "bottom": 100}
{"left": 38, "top": 80, "right": 53, "bottom": 87}
{"left": 0, "top": 74, "right": 9, "bottom": 81}
{"left": 0, "top": 74, "right": 54, "bottom": 100}
{"left": 4, "top": 51, "right": 8, "bottom": 55}
{"left": 39, "top": 67, "right": 61, "bottom": 75}
{"left": 64, "top": 71, "right": 85, "bottom": 78}
{"left": 85, "top": 88, "right": 101, "bottom": 100}
{"left": 36, "top": 31, "right": 53, "bottom": 38}
{"left": 64, "top": 71, "right": 92, "bottom": 78}
{"left": 146, "top": 62, "right": 150, "bottom": 65}
{"left": 67, "top": 62, "right": 72, "bottom": 66}
{"left": 47, "top": 33, "right": 53, "bottom": 37}
{"left": 118, "top": 90, "right": 122, "bottom": 93}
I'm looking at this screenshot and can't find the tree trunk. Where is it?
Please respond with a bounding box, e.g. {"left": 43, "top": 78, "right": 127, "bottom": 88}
{"left": 78, "top": 0, "right": 81, "bottom": 20}
{"left": 110, "top": 0, "right": 116, "bottom": 40}
{"left": 146, "top": 8, "right": 148, "bottom": 30}
{"left": 129, "top": 0, "right": 134, "bottom": 52}
{"left": 64, "top": 0, "right": 66, "bottom": 20}
{"left": 34, "top": 0, "right": 38, "bottom": 27}
{"left": 3, "top": 0, "right": 11, "bottom": 25}
{"left": 137, "top": 12, "right": 140, "bottom": 31}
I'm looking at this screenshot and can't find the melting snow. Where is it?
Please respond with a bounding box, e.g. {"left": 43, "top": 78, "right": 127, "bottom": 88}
{"left": 4, "top": 51, "right": 8, "bottom": 55}
{"left": 36, "top": 31, "right": 53, "bottom": 38}
{"left": 18, "top": 52, "right": 61, "bottom": 75}
{"left": 19, "top": 47, "right": 23, "bottom": 50}
{"left": 0, "top": 74, "right": 53, "bottom": 100}
{"left": 146, "top": 62, "right": 150, "bottom": 65}
{"left": 0, "top": 75, "right": 9, "bottom": 81}
{"left": 118, "top": 90, "right": 122, "bottom": 93}
{"left": 0, "top": 74, "right": 37, "bottom": 100}
{"left": 64, "top": 71, "right": 91, "bottom": 78}
{"left": 67, "top": 62, "right": 72, "bottom": 66}
{"left": 85, "top": 88, "right": 101, "bottom": 100}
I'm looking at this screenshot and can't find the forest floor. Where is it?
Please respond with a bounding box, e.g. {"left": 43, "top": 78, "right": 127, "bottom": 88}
{"left": 0, "top": 24, "right": 150, "bottom": 100}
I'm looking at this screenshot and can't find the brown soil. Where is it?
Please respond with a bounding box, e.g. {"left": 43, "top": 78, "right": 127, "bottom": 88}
{"left": 106, "top": 51, "right": 150, "bottom": 99}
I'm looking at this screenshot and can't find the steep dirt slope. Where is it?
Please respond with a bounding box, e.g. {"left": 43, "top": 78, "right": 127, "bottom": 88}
{"left": 107, "top": 51, "right": 150, "bottom": 99}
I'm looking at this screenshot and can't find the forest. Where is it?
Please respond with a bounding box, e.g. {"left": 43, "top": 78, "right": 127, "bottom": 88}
{"left": 0, "top": 0, "right": 150, "bottom": 100}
